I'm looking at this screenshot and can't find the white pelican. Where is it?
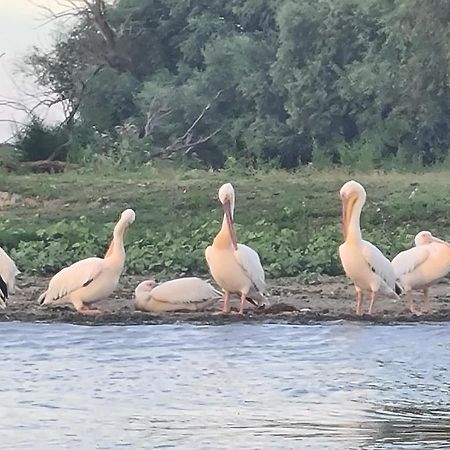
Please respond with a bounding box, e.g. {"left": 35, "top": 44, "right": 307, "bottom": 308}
{"left": 339, "top": 180, "right": 401, "bottom": 315}
{"left": 205, "top": 183, "right": 266, "bottom": 314}
{"left": 134, "top": 277, "right": 222, "bottom": 313}
{"left": 0, "top": 246, "right": 19, "bottom": 308}
{"left": 392, "top": 231, "right": 450, "bottom": 314}
{"left": 38, "top": 209, "right": 135, "bottom": 315}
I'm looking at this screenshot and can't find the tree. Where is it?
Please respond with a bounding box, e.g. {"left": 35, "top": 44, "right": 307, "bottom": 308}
{"left": 20, "top": 0, "right": 450, "bottom": 167}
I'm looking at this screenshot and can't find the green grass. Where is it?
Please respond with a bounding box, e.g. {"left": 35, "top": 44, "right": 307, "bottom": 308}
{"left": 0, "top": 163, "right": 449, "bottom": 277}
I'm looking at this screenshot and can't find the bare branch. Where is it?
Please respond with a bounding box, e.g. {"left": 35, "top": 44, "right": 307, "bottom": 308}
{"left": 0, "top": 119, "right": 29, "bottom": 127}
{"left": 177, "top": 90, "right": 222, "bottom": 143}
{"left": 183, "top": 128, "right": 222, "bottom": 155}
{"left": 160, "top": 90, "right": 223, "bottom": 158}
{"left": 143, "top": 97, "right": 173, "bottom": 137}
{"left": 61, "top": 63, "right": 105, "bottom": 127}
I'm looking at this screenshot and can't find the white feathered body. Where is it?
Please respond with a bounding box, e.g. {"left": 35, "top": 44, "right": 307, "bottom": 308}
{"left": 0, "top": 246, "right": 19, "bottom": 306}
{"left": 339, "top": 239, "right": 398, "bottom": 296}
{"left": 392, "top": 243, "right": 450, "bottom": 291}
{"left": 38, "top": 209, "right": 135, "bottom": 312}
{"left": 40, "top": 257, "right": 122, "bottom": 306}
{"left": 205, "top": 242, "right": 266, "bottom": 304}
{"left": 134, "top": 277, "right": 221, "bottom": 313}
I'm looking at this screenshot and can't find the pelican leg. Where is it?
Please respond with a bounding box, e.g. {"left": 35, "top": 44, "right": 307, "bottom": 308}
{"left": 368, "top": 290, "right": 376, "bottom": 315}
{"left": 222, "top": 291, "right": 231, "bottom": 313}
{"left": 407, "top": 291, "right": 421, "bottom": 316}
{"left": 355, "top": 289, "right": 363, "bottom": 316}
{"left": 72, "top": 298, "right": 101, "bottom": 316}
{"left": 421, "top": 288, "right": 430, "bottom": 313}
{"left": 238, "top": 292, "right": 246, "bottom": 315}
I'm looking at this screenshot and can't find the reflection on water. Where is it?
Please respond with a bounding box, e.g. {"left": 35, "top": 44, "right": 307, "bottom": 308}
{"left": 0, "top": 321, "right": 449, "bottom": 449}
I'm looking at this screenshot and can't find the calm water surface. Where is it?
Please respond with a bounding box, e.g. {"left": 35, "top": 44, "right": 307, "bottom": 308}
{"left": 0, "top": 322, "right": 449, "bottom": 449}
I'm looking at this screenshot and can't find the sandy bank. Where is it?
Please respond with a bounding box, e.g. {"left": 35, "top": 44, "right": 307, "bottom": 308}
{"left": 1, "top": 275, "right": 449, "bottom": 325}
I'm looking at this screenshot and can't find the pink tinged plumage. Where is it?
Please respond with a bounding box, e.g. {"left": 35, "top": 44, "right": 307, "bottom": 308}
{"left": 205, "top": 183, "right": 267, "bottom": 314}
{"left": 134, "top": 277, "right": 222, "bottom": 313}
{"left": 338, "top": 180, "right": 400, "bottom": 316}
{"left": 38, "top": 209, "right": 135, "bottom": 315}
{"left": 392, "top": 231, "right": 450, "bottom": 314}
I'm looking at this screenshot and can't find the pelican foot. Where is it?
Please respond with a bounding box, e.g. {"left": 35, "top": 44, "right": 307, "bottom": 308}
{"left": 212, "top": 310, "right": 229, "bottom": 316}
{"left": 410, "top": 306, "right": 422, "bottom": 316}
{"left": 420, "top": 305, "right": 430, "bottom": 314}
{"left": 79, "top": 307, "right": 102, "bottom": 316}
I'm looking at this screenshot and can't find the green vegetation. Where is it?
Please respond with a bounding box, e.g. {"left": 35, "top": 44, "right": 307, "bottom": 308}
{"left": 11, "top": 0, "right": 450, "bottom": 169}
{"left": 0, "top": 165, "right": 448, "bottom": 277}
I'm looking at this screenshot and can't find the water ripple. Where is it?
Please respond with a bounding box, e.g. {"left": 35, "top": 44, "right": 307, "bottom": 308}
{"left": 0, "top": 322, "right": 449, "bottom": 449}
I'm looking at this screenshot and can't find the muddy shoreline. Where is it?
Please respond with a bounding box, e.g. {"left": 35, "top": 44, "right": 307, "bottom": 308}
{"left": 1, "top": 275, "right": 449, "bottom": 325}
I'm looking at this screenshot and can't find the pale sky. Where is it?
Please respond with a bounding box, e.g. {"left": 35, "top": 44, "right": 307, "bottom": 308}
{"left": 0, "top": 0, "right": 67, "bottom": 142}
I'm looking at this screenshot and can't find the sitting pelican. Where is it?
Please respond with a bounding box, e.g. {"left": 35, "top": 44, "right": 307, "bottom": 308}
{"left": 392, "top": 231, "right": 450, "bottom": 314}
{"left": 38, "top": 209, "right": 135, "bottom": 315}
{"left": 0, "top": 246, "right": 19, "bottom": 308}
{"left": 339, "top": 181, "right": 401, "bottom": 315}
{"left": 134, "top": 277, "right": 222, "bottom": 313}
{"left": 205, "top": 183, "right": 266, "bottom": 314}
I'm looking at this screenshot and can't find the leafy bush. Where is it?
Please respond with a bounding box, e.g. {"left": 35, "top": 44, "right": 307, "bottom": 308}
{"left": 15, "top": 118, "right": 70, "bottom": 161}
{"left": 5, "top": 215, "right": 415, "bottom": 278}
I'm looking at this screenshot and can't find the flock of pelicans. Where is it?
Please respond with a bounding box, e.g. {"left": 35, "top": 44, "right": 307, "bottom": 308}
{"left": 0, "top": 180, "right": 449, "bottom": 317}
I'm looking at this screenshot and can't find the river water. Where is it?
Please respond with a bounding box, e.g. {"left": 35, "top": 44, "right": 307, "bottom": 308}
{"left": 0, "top": 322, "right": 449, "bottom": 449}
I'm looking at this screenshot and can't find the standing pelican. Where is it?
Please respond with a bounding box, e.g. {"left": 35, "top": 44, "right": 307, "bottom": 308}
{"left": 0, "top": 246, "right": 19, "bottom": 308}
{"left": 339, "top": 181, "right": 401, "bottom": 315}
{"left": 392, "top": 231, "right": 450, "bottom": 314}
{"left": 205, "top": 183, "right": 266, "bottom": 314}
{"left": 134, "top": 277, "right": 222, "bottom": 313}
{"left": 38, "top": 209, "right": 135, "bottom": 315}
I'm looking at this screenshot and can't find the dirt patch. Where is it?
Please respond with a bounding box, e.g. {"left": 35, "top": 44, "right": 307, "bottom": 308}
{"left": 0, "top": 191, "right": 62, "bottom": 210}
{"left": 0, "top": 191, "right": 23, "bottom": 209}
{"left": 1, "top": 274, "right": 449, "bottom": 325}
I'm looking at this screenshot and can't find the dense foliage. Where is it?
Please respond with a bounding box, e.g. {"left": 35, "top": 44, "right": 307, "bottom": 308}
{"left": 5, "top": 217, "right": 414, "bottom": 278}
{"left": 1, "top": 166, "right": 449, "bottom": 277}
{"left": 20, "top": 0, "right": 450, "bottom": 168}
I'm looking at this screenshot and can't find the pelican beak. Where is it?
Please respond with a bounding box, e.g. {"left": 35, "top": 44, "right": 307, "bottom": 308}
{"left": 341, "top": 193, "right": 356, "bottom": 240}
{"left": 341, "top": 193, "right": 349, "bottom": 239}
{"left": 223, "top": 199, "right": 238, "bottom": 251}
{"left": 431, "top": 236, "right": 450, "bottom": 248}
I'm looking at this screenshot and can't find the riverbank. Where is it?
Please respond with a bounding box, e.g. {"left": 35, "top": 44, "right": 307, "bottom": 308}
{"left": 2, "top": 275, "right": 449, "bottom": 324}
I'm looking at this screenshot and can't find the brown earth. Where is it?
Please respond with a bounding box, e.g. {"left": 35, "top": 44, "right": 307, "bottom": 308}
{"left": 1, "top": 275, "right": 449, "bottom": 325}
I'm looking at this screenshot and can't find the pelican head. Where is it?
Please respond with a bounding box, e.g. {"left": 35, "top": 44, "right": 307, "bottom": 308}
{"left": 218, "top": 183, "right": 237, "bottom": 250}
{"left": 340, "top": 180, "right": 366, "bottom": 240}
{"left": 415, "top": 231, "right": 450, "bottom": 248}
{"left": 120, "top": 209, "right": 136, "bottom": 226}
{"left": 134, "top": 280, "right": 158, "bottom": 302}
{"left": 218, "top": 183, "right": 235, "bottom": 212}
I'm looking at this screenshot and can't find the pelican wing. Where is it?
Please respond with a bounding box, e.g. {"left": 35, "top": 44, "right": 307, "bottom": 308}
{"left": 391, "top": 246, "right": 431, "bottom": 278}
{"left": 234, "top": 243, "right": 266, "bottom": 293}
{"left": 361, "top": 240, "right": 397, "bottom": 291}
{"left": 43, "top": 257, "right": 104, "bottom": 302}
{"left": 0, "top": 246, "right": 19, "bottom": 304}
{"left": 150, "top": 277, "right": 222, "bottom": 305}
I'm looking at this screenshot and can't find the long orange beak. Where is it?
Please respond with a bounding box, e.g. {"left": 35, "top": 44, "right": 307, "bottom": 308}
{"left": 341, "top": 193, "right": 356, "bottom": 240}
{"left": 341, "top": 194, "right": 349, "bottom": 240}
{"left": 223, "top": 200, "right": 238, "bottom": 250}
{"left": 431, "top": 236, "right": 450, "bottom": 248}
